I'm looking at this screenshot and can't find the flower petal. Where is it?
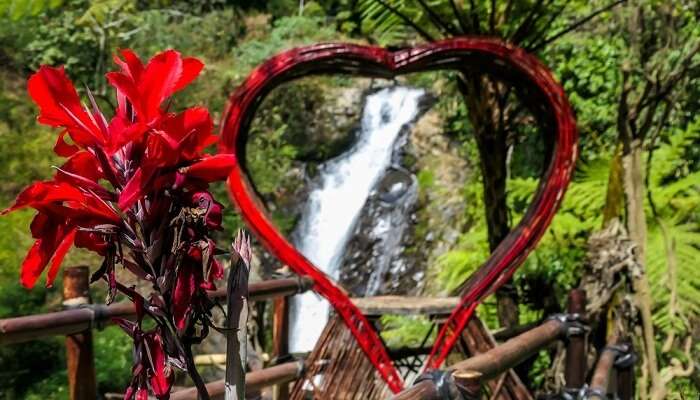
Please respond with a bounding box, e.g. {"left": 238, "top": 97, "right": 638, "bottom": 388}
{"left": 141, "top": 50, "right": 183, "bottom": 122}
{"left": 107, "top": 116, "right": 147, "bottom": 151}
{"left": 173, "top": 263, "right": 198, "bottom": 329}
{"left": 20, "top": 222, "right": 62, "bottom": 288}
{"left": 106, "top": 71, "right": 143, "bottom": 120}
{"left": 59, "top": 151, "right": 103, "bottom": 182}
{"left": 162, "top": 107, "right": 214, "bottom": 160}
{"left": 173, "top": 57, "right": 204, "bottom": 92}
{"left": 179, "top": 154, "right": 236, "bottom": 182}
{"left": 118, "top": 167, "right": 156, "bottom": 211}
{"left": 28, "top": 66, "right": 103, "bottom": 146}
{"left": 136, "top": 387, "right": 149, "bottom": 400}
{"left": 145, "top": 332, "right": 173, "bottom": 397}
{"left": 45, "top": 227, "right": 76, "bottom": 287}
{"left": 54, "top": 131, "right": 80, "bottom": 157}
{"left": 113, "top": 49, "right": 145, "bottom": 82}
{"left": 3, "top": 181, "right": 85, "bottom": 214}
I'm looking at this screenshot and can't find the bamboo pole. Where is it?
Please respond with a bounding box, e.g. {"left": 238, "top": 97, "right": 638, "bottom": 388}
{"left": 0, "top": 277, "right": 313, "bottom": 345}
{"left": 62, "top": 266, "right": 97, "bottom": 400}
{"left": 586, "top": 339, "right": 635, "bottom": 400}
{"left": 170, "top": 361, "right": 304, "bottom": 400}
{"left": 586, "top": 344, "right": 618, "bottom": 399}
{"left": 448, "top": 318, "right": 568, "bottom": 380}
{"left": 616, "top": 347, "right": 635, "bottom": 400}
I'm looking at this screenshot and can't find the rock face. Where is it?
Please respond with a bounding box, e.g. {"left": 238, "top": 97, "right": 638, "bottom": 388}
{"left": 405, "top": 107, "right": 470, "bottom": 295}
{"left": 339, "top": 103, "right": 470, "bottom": 297}
{"left": 245, "top": 82, "right": 470, "bottom": 297}
{"left": 340, "top": 166, "right": 420, "bottom": 296}
{"left": 251, "top": 80, "right": 372, "bottom": 277}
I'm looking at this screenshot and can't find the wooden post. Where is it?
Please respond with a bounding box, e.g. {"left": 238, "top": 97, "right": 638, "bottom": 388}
{"left": 614, "top": 341, "right": 635, "bottom": 400}
{"left": 62, "top": 266, "right": 97, "bottom": 400}
{"left": 616, "top": 358, "right": 635, "bottom": 400}
{"left": 272, "top": 296, "right": 290, "bottom": 400}
{"left": 564, "top": 289, "right": 587, "bottom": 392}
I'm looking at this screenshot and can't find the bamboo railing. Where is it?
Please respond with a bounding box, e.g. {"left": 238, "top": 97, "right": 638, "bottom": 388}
{"left": 1, "top": 267, "right": 636, "bottom": 400}
{"left": 0, "top": 275, "right": 314, "bottom": 345}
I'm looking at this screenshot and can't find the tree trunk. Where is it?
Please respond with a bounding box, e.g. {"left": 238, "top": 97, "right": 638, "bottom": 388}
{"left": 602, "top": 149, "right": 625, "bottom": 226}
{"left": 620, "top": 139, "right": 663, "bottom": 399}
{"left": 459, "top": 75, "right": 520, "bottom": 329}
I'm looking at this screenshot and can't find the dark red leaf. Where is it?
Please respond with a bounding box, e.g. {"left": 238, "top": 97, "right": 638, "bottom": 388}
{"left": 145, "top": 332, "right": 173, "bottom": 397}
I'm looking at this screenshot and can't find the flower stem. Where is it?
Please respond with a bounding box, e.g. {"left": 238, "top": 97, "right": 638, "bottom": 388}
{"left": 184, "top": 342, "right": 210, "bottom": 400}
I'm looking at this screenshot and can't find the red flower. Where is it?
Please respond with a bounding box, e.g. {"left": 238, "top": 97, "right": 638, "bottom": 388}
{"left": 107, "top": 49, "right": 203, "bottom": 124}
{"left": 8, "top": 48, "right": 233, "bottom": 398}
{"left": 7, "top": 50, "right": 233, "bottom": 288}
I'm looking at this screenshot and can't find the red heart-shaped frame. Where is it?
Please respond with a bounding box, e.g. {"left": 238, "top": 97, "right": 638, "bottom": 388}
{"left": 219, "top": 38, "right": 577, "bottom": 393}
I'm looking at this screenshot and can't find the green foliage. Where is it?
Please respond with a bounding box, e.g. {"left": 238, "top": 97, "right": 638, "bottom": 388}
{"left": 645, "top": 122, "right": 700, "bottom": 338}
{"left": 94, "top": 327, "right": 133, "bottom": 394}
{"left": 379, "top": 314, "right": 435, "bottom": 348}
{"left": 355, "top": 0, "right": 591, "bottom": 46}
{"left": 128, "top": 7, "right": 243, "bottom": 61}
{"left": 437, "top": 157, "right": 607, "bottom": 323}
{"left": 229, "top": 15, "right": 340, "bottom": 83}
{"left": 22, "top": 0, "right": 140, "bottom": 92}
{"left": 546, "top": 35, "right": 622, "bottom": 157}
{"left": 0, "top": 0, "right": 63, "bottom": 21}
{"left": 0, "top": 208, "right": 67, "bottom": 398}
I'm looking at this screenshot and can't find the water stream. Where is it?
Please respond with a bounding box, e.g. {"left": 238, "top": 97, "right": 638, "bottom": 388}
{"left": 289, "top": 86, "right": 424, "bottom": 353}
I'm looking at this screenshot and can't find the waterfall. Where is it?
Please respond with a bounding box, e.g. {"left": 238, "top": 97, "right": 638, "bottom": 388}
{"left": 289, "top": 86, "right": 425, "bottom": 353}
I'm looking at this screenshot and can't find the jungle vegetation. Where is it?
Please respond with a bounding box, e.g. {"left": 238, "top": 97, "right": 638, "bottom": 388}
{"left": 0, "top": 0, "right": 698, "bottom": 398}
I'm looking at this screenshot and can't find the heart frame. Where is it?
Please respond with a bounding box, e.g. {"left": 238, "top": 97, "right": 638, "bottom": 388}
{"left": 219, "top": 38, "right": 578, "bottom": 393}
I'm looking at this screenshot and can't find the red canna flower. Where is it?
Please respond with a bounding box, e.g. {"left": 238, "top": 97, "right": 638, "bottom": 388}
{"left": 6, "top": 49, "right": 235, "bottom": 399}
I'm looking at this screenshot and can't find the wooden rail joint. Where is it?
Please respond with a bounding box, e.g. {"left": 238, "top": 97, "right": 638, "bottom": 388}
{"left": 392, "top": 369, "right": 482, "bottom": 400}
{"left": 419, "top": 369, "right": 481, "bottom": 400}
{"left": 545, "top": 312, "right": 589, "bottom": 341}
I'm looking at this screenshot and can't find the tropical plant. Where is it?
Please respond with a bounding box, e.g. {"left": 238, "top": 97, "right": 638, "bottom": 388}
{"left": 355, "top": 0, "right": 622, "bottom": 328}
{"left": 2, "top": 49, "right": 237, "bottom": 399}
{"left": 439, "top": 118, "right": 700, "bottom": 392}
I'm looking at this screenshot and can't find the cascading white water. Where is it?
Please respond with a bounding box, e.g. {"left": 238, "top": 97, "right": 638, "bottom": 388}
{"left": 289, "top": 86, "right": 424, "bottom": 353}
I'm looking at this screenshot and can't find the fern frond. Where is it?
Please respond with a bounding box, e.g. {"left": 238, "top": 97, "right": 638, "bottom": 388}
{"left": 357, "top": 0, "right": 425, "bottom": 45}
{"left": 646, "top": 220, "right": 700, "bottom": 334}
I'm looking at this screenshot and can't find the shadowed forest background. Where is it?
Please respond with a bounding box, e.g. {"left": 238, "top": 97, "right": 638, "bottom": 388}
{"left": 0, "top": 0, "right": 698, "bottom": 398}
